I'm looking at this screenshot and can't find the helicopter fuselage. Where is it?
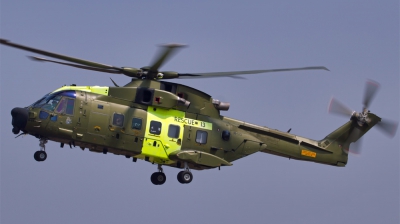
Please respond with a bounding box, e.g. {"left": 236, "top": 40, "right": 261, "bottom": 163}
{"left": 12, "top": 79, "right": 356, "bottom": 173}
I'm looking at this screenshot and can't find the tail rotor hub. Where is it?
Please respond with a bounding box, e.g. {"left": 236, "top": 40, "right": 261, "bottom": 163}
{"left": 355, "top": 110, "right": 370, "bottom": 126}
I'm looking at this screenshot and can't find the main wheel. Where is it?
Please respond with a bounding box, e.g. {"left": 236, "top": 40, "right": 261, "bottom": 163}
{"left": 156, "top": 172, "right": 166, "bottom": 185}
{"left": 34, "top": 151, "right": 47, "bottom": 162}
{"left": 151, "top": 172, "right": 166, "bottom": 185}
{"left": 151, "top": 172, "right": 158, "bottom": 185}
{"left": 177, "top": 171, "right": 184, "bottom": 183}
{"left": 34, "top": 151, "right": 40, "bottom": 161}
{"left": 178, "top": 171, "right": 193, "bottom": 184}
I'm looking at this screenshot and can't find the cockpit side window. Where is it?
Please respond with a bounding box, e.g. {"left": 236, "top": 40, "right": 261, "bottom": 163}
{"left": 65, "top": 99, "right": 75, "bottom": 115}
{"left": 56, "top": 98, "right": 67, "bottom": 113}
{"left": 55, "top": 98, "right": 75, "bottom": 115}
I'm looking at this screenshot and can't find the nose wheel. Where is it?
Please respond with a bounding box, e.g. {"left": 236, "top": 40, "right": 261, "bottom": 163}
{"left": 34, "top": 151, "right": 47, "bottom": 162}
{"left": 34, "top": 139, "right": 48, "bottom": 162}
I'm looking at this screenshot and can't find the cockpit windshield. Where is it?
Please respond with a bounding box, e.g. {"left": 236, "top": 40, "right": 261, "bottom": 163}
{"left": 31, "top": 90, "right": 76, "bottom": 112}
{"left": 42, "top": 95, "right": 63, "bottom": 111}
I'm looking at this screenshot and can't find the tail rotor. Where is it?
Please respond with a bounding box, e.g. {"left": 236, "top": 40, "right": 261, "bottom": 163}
{"left": 328, "top": 80, "right": 398, "bottom": 154}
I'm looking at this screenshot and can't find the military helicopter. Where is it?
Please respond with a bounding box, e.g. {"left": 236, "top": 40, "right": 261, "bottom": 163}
{"left": 2, "top": 39, "right": 398, "bottom": 185}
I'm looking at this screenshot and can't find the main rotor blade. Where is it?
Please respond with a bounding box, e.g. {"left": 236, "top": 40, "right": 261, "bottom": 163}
{"left": 328, "top": 97, "right": 354, "bottom": 117}
{"left": 177, "top": 66, "right": 329, "bottom": 79}
{"left": 29, "top": 56, "right": 122, "bottom": 74}
{"left": 1, "top": 39, "right": 122, "bottom": 71}
{"left": 363, "top": 79, "right": 380, "bottom": 109}
{"left": 149, "top": 43, "right": 186, "bottom": 72}
{"left": 376, "top": 119, "right": 398, "bottom": 138}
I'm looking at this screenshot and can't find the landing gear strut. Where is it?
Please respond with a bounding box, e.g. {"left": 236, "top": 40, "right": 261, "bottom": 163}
{"left": 177, "top": 162, "right": 193, "bottom": 184}
{"left": 34, "top": 139, "right": 47, "bottom": 162}
{"left": 151, "top": 164, "right": 166, "bottom": 185}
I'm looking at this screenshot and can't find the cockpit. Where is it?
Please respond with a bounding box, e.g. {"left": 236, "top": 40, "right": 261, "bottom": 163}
{"left": 31, "top": 90, "right": 76, "bottom": 114}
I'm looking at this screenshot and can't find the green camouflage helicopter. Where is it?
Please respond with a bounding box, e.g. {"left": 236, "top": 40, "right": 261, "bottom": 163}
{"left": 2, "top": 39, "right": 397, "bottom": 185}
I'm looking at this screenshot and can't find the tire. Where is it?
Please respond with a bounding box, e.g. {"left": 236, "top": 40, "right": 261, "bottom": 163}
{"left": 34, "top": 151, "right": 40, "bottom": 161}
{"left": 178, "top": 171, "right": 193, "bottom": 184}
{"left": 37, "top": 151, "right": 47, "bottom": 161}
{"left": 156, "top": 172, "right": 166, "bottom": 185}
{"left": 151, "top": 172, "right": 158, "bottom": 185}
{"left": 177, "top": 171, "right": 184, "bottom": 183}
{"left": 151, "top": 172, "right": 166, "bottom": 185}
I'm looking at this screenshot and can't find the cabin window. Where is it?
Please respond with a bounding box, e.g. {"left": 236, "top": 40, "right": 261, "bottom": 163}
{"left": 168, "top": 124, "right": 180, "bottom": 138}
{"left": 149, "top": 120, "right": 162, "bottom": 135}
{"left": 132, "top": 118, "right": 142, "bottom": 130}
{"left": 113, "top": 113, "right": 125, "bottom": 127}
{"left": 195, "top": 130, "right": 208, "bottom": 144}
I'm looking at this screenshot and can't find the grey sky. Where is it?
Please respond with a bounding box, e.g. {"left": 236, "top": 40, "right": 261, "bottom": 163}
{"left": 1, "top": 1, "right": 398, "bottom": 224}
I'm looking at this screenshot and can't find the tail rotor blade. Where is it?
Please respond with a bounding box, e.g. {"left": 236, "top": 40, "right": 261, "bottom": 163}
{"left": 347, "top": 128, "right": 363, "bottom": 155}
{"left": 376, "top": 119, "right": 398, "bottom": 138}
{"left": 328, "top": 97, "right": 354, "bottom": 117}
{"left": 345, "top": 127, "right": 363, "bottom": 155}
{"left": 363, "top": 80, "right": 380, "bottom": 109}
{"left": 349, "top": 140, "right": 362, "bottom": 155}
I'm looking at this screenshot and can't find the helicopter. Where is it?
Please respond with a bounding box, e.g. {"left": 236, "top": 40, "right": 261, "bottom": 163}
{"left": 1, "top": 39, "right": 398, "bottom": 185}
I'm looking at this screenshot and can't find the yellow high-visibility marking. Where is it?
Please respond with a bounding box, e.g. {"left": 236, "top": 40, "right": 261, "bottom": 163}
{"left": 141, "top": 106, "right": 212, "bottom": 162}
{"left": 301, "top": 149, "right": 316, "bottom": 158}
{"left": 142, "top": 107, "right": 185, "bottom": 160}
{"left": 52, "top": 86, "right": 109, "bottom": 96}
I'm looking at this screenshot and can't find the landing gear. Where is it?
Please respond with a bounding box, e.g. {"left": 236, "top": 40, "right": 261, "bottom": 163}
{"left": 149, "top": 163, "right": 194, "bottom": 185}
{"left": 151, "top": 172, "right": 166, "bottom": 185}
{"left": 177, "top": 162, "right": 193, "bottom": 184}
{"left": 151, "top": 164, "right": 166, "bottom": 185}
{"left": 177, "top": 171, "right": 193, "bottom": 184}
{"left": 34, "top": 151, "right": 47, "bottom": 161}
{"left": 34, "top": 139, "right": 48, "bottom": 162}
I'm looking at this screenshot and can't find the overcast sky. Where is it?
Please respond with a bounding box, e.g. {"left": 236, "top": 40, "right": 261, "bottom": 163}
{"left": 1, "top": 1, "right": 398, "bottom": 224}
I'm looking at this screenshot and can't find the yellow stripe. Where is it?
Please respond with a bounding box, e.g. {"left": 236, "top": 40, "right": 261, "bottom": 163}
{"left": 52, "top": 86, "right": 109, "bottom": 96}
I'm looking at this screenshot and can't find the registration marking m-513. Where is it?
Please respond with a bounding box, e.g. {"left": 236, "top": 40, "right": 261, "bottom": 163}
{"left": 174, "top": 117, "right": 212, "bottom": 130}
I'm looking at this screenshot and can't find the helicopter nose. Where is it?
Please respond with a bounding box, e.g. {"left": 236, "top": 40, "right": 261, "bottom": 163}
{"left": 11, "top": 107, "right": 28, "bottom": 134}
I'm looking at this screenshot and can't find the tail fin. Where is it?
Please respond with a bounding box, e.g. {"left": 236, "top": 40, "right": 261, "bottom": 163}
{"left": 320, "top": 113, "right": 381, "bottom": 154}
